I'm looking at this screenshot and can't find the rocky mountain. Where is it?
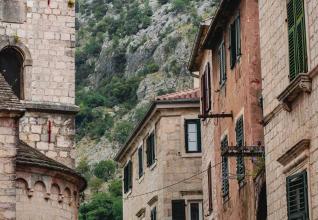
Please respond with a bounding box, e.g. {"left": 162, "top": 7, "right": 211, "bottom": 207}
{"left": 75, "top": 0, "right": 218, "bottom": 165}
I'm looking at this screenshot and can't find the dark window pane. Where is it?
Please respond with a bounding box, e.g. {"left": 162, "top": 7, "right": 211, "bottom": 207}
{"left": 190, "top": 203, "right": 199, "bottom": 220}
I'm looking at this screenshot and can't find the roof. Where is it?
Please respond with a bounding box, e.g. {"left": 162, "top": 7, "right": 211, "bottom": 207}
{"left": 16, "top": 141, "right": 87, "bottom": 191}
{"left": 114, "top": 89, "right": 200, "bottom": 162}
{"left": 0, "top": 72, "right": 24, "bottom": 112}
{"left": 188, "top": 23, "right": 210, "bottom": 72}
{"left": 203, "top": 0, "right": 240, "bottom": 49}
{"left": 156, "top": 88, "right": 200, "bottom": 101}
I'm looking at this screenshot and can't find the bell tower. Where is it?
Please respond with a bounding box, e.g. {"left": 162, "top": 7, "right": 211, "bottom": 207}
{"left": 0, "top": 0, "right": 77, "bottom": 168}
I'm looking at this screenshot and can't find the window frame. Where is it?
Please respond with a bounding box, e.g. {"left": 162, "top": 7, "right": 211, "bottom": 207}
{"left": 229, "top": 15, "right": 241, "bottom": 69}
{"left": 184, "top": 119, "right": 202, "bottom": 153}
{"left": 123, "top": 160, "right": 133, "bottom": 194}
{"left": 138, "top": 145, "right": 144, "bottom": 178}
{"left": 286, "top": 170, "right": 309, "bottom": 220}
{"left": 150, "top": 206, "right": 157, "bottom": 220}
{"left": 188, "top": 201, "right": 203, "bottom": 220}
{"left": 218, "top": 40, "right": 227, "bottom": 87}
{"left": 146, "top": 131, "right": 156, "bottom": 167}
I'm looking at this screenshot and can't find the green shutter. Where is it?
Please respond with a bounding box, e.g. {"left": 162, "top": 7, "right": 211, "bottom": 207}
{"left": 219, "top": 41, "right": 226, "bottom": 86}
{"left": 286, "top": 171, "right": 309, "bottom": 220}
{"left": 287, "top": 0, "right": 307, "bottom": 81}
{"left": 124, "top": 164, "right": 128, "bottom": 193}
{"left": 128, "top": 161, "right": 132, "bottom": 190}
{"left": 172, "top": 200, "right": 186, "bottom": 220}
{"left": 230, "top": 22, "right": 236, "bottom": 69}
{"left": 138, "top": 147, "right": 143, "bottom": 178}
{"left": 221, "top": 136, "right": 229, "bottom": 197}
{"left": 208, "top": 163, "right": 213, "bottom": 211}
{"left": 235, "top": 116, "right": 245, "bottom": 183}
{"left": 236, "top": 16, "right": 241, "bottom": 58}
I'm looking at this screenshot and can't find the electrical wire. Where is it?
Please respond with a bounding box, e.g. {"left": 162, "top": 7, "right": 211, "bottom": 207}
{"left": 124, "top": 161, "right": 223, "bottom": 200}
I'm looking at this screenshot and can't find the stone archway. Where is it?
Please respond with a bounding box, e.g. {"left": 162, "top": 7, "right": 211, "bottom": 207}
{"left": 0, "top": 38, "right": 32, "bottom": 99}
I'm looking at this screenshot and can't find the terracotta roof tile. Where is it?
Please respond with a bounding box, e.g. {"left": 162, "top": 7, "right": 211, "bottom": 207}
{"left": 16, "top": 141, "right": 87, "bottom": 191}
{"left": 156, "top": 88, "right": 200, "bottom": 101}
{"left": 0, "top": 73, "right": 24, "bottom": 112}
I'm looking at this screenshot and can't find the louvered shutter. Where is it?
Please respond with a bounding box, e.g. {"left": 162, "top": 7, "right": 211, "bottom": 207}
{"left": 287, "top": 0, "right": 307, "bottom": 81}
{"left": 208, "top": 163, "right": 213, "bottom": 212}
{"left": 124, "top": 164, "right": 128, "bottom": 193}
{"left": 221, "top": 137, "right": 229, "bottom": 197}
{"left": 235, "top": 116, "right": 245, "bottom": 182}
{"left": 200, "top": 72, "right": 206, "bottom": 115}
{"left": 128, "top": 161, "right": 132, "bottom": 190}
{"left": 236, "top": 16, "right": 241, "bottom": 58}
{"left": 230, "top": 22, "right": 236, "bottom": 69}
{"left": 219, "top": 41, "right": 226, "bottom": 85}
{"left": 172, "top": 200, "right": 185, "bottom": 220}
{"left": 138, "top": 147, "right": 143, "bottom": 178}
{"left": 150, "top": 133, "right": 155, "bottom": 163}
{"left": 206, "top": 63, "right": 211, "bottom": 112}
{"left": 286, "top": 171, "right": 309, "bottom": 220}
{"left": 147, "top": 137, "right": 151, "bottom": 167}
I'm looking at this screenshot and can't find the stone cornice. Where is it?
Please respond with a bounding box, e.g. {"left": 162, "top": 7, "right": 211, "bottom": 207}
{"left": 277, "top": 139, "right": 310, "bottom": 168}
{"left": 22, "top": 101, "right": 79, "bottom": 114}
{"left": 262, "top": 104, "right": 283, "bottom": 126}
{"left": 277, "top": 74, "right": 312, "bottom": 112}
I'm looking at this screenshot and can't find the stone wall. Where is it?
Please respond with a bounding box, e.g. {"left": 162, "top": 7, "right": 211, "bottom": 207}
{"left": 259, "top": 0, "right": 318, "bottom": 219}
{"left": 16, "top": 167, "right": 80, "bottom": 220}
{"left": 0, "top": 0, "right": 75, "bottom": 104}
{"left": 0, "top": 117, "right": 19, "bottom": 220}
{"left": 119, "top": 106, "right": 202, "bottom": 220}
{"left": 19, "top": 111, "right": 75, "bottom": 168}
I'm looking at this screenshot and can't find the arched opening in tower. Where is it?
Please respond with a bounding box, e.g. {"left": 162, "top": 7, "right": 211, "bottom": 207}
{"left": 0, "top": 47, "right": 24, "bottom": 99}
{"left": 257, "top": 182, "right": 267, "bottom": 220}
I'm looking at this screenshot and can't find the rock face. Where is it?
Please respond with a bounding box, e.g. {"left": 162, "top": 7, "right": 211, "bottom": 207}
{"left": 76, "top": 0, "right": 218, "bottom": 164}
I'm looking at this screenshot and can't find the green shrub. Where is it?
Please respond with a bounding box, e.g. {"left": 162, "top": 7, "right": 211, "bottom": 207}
{"left": 76, "top": 158, "right": 91, "bottom": 180}
{"left": 158, "top": 0, "right": 169, "bottom": 5}
{"left": 88, "top": 176, "right": 104, "bottom": 193}
{"left": 172, "top": 0, "right": 190, "bottom": 12}
{"left": 110, "top": 120, "right": 134, "bottom": 145}
{"left": 93, "top": 160, "right": 116, "bottom": 182}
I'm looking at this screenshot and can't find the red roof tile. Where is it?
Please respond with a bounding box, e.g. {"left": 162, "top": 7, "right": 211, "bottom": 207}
{"left": 156, "top": 88, "right": 200, "bottom": 101}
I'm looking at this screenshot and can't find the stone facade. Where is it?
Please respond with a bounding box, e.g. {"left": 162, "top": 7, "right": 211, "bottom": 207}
{"left": 0, "top": 0, "right": 85, "bottom": 219}
{"left": 115, "top": 96, "right": 203, "bottom": 220}
{"left": 189, "top": 0, "right": 265, "bottom": 219}
{"left": 259, "top": 0, "right": 318, "bottom": 219}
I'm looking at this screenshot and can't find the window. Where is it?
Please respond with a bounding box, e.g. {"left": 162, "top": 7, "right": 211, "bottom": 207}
{"left": 235, "top": 116, "right": 245, "bottom": 183}
{"left": 229, "top": 15, "right": 241, "bottom": 69}
{"left": 287, "top": 0, "right": 307, "bottom": 81}
{"left": 200, "top": 63, "right": 211, "bottom": 115}
{"left": 138, "top": 146, "right": 143, "bottom": 178}
{"left": 172, "top": 200, "right": 185, "bottom": 220}
{"left": 286, "top": 170, "right": 309, "bottom": 220}
{"left": 221, "top": 136, "right": 229, "bottom": 198}
{"left": 185, "top": 119, "right": 201, "bottom": 153}
{"left": 123, "top": 161, "right": 132, "bottom": 193}
{"left": 151, "top": 207, "right": 157, "bottom": 220}
{"left": 0, "top": 47, "right": 23, "bottom": 99}
{"left": 146, "top": 132, "right": 156, "bottom": 167}
{"left": 218, "top": 41, "right": 226, "bottom": 86}
{"left": 188, "top": 201, "right": 203, "bottom": 220}
{"left": 207, "top": 162, "right": 213, "bottom": 212}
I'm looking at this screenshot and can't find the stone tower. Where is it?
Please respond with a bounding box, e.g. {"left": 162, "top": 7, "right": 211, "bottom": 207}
{"left": 0, "top": 0, "right": 77, "bottom": 168}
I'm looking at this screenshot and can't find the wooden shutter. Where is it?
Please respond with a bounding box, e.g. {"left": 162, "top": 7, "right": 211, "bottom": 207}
{"left": 219, "top": 41, "right": 226, "bottom": 85}
{"left": 221, "top": 136, "right": 229, "bottom": 197}
{"left": 138, "top": 147, "right": 143, "bottom": 178}
{"left": 201, "top": 71, "right": 206, "bottom": 115}
{"left": 124, "top": 164, "right": 128, "bottom": 193}
{"left": 208, "top": 162, "right": 213, "bottom": 212}
{"left": 287, "top": 0, "right": 307, "bottom": 80}
{"left": 172, "top": 200, "right": 185, "bottom": 220}
{"left": 128, "top": 161, "right": 132, "bottom": 190}
{"left": 205, "top": 63, "right": 211, "bottom": 112}
{"left": 286, "top": 171, "right": 309, "bottom": 220}
{"left": 236, "top": 16, "right": 241, "bottom": 57}
{"left": 147, "top": 137, "right": 151, "bottom": 167}
{"left": 150, "top": 133, "right": 155, "bottom": 164}
{"left": 235, "top": 116, "right": 245, "bottom": 182}
{"left": 230, "top": 22, "right": 236, "bottom": 69}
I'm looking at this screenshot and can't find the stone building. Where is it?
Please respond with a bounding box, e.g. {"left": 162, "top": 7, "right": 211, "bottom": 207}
{"left": 188, "top": 0, "right": 266, "bottom": 219}
{"left": 115, "top": 89, "right": 203, "bottom": 220}
{"left": 0, "top": 0, "right": 86, "bottom": 219}
{"left": 259, "top": 0, "right": 318, "bottom": 219}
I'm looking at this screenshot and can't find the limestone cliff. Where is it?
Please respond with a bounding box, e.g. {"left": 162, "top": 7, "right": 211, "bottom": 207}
{"left": 75, "top": 0, "right": 218, "bottom": 165}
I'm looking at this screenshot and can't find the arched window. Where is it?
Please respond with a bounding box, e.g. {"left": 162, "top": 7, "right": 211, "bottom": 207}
{"left": 0, "top": 47, "right": 24, "bottom": 99}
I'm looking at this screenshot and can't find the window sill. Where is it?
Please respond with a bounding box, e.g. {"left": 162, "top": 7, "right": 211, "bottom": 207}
{"left": 148, "top": 161, "right": 157, "bottom": 171}
{"left": 182, "top": 152, "right": 202, "bottom": 158}
{"left": 277, "top": 73, "right": 312, "bottom": 112}
{"left": 138, "top": 174, "right": 145, "bottom": 184}
{"left": 124, "top": 189, "right": 132, "bottom": 197}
